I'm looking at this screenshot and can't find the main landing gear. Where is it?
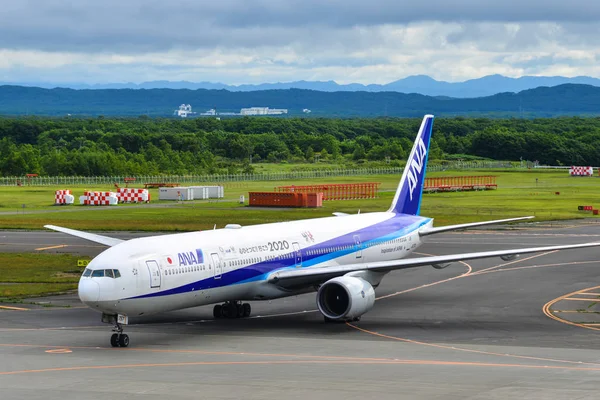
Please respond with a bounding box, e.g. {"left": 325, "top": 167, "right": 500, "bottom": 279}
{"left": 213, "top": 301, "right": 251, "bottom": 319}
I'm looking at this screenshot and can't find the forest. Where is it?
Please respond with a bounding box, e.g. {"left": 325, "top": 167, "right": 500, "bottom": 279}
{"left": 0, "top": 116, "right": 599, "bottom": 176}
{"left": 2, "top": 84, "right": 600, "bottom": 117}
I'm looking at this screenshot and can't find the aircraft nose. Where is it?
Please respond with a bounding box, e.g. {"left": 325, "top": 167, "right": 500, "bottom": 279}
{"left": 78, "top": 279, "right": 100, "bottom": 304}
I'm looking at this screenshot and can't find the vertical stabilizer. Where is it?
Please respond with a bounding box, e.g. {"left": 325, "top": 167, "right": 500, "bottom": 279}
{"left": 387, "top": 115, "right": 434, "bottom": 215}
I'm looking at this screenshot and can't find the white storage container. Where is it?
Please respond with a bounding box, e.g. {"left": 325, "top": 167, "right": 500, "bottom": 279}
{"left": 159, "top": 187, "right": 194, "bottom": 201}
{"left": 206, "top": 185, "right": 224, "bottom": 198}
{"left": 189, "top": 186, "right": 209, "bottom": 200}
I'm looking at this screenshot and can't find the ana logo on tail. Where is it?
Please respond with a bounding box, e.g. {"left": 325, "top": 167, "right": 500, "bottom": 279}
{"left": 388, "top": 114, "right": 433, "bottom": 215}
{"left": 407, "top": 137, "right": 427, "bottom": 201}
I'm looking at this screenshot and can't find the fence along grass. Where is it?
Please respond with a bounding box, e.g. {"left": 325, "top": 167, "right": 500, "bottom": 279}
{"left": 0, "top": 161, "right": 516, "bottom": 186}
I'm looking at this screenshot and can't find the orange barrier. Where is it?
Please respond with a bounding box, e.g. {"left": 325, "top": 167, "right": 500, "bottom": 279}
{"left": 249, "top": 192, "right": 323, "bottom": 208}
{"left": 275, "top": 183, "right": 380, "bottom": 200}
{"left": 144, "top": 182, "right": 180, "bottom": 188}
{"left": 424, "top": 176, "right": 497, "bottom": 191}
{"left": 306, "top": 192, "right": 323, "bottom": 207}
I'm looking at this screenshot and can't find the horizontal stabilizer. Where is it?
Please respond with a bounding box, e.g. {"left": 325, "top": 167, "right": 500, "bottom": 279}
{"left": 419, "top": 216, "right": 534, "bottom": 236}
{"left": 44, "top": 225, "right": 124, "bottom": 247}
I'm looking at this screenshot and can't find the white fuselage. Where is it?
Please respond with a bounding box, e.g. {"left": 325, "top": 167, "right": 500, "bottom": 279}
{"left": 78, "top": 212, "right": 432, "bottom": 317}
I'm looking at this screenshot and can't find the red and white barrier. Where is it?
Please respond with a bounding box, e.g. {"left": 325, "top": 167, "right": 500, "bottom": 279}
{"left": 569, "top": 166, "right": 593, "bottom": 176}
{"left": 54, "top": 190, "right": 74, "bottom": 205}
{"left": 80, "top": 191, "right": 118, "bottom": 206}
{"left": 116, "top": 188, "right": 150, "bottom": 203}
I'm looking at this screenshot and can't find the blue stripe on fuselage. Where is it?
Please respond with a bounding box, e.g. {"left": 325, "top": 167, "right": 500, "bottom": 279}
{"left": 126, "top": 214, "right": 430, "bottom": 300}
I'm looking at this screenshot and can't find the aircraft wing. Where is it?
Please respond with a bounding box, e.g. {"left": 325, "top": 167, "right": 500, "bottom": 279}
{"left": 267, "top": 241, "right": 600, "bottom": 289}
{"left": 44, "top": 225, "right": 124, "bottom": 247}
{"left": 418, "top": 216, "right": 534, "bottom": 236}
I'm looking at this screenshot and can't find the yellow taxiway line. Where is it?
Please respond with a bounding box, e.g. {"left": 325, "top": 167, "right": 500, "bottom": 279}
{"left": 34, "top": 245, "right": 68, "bottom": 251}
{"left": 0, "top": 305, "right": 29, "bottom": 311}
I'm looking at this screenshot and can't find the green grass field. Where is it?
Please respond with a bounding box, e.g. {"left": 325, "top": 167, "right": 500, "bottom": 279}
{"left": 0, "top": 169, "right": 598, "bottom": 231}
{"left": 0, "top": 253, "right": 87, "bottom": 299}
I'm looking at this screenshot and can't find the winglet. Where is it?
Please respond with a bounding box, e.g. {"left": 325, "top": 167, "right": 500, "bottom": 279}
{"left": 44, "top": 225, "right": 124, "bottom": 247}
{"left": 388, "top": 115, "right": 434, "bottom": 215}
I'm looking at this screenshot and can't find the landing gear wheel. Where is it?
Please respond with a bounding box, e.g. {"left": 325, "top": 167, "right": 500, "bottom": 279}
{"left": 118, "top": 334, "right": 129, "bottom": 347}
{"left": 110, "top": 333, "right": 119, "bottom": 347}
{"left": 225, "top": 302, "right": 237, "bottom": 318}
{"left": 237, "top": 303, "right": 244, "bottom": 318}
{"left": 109, "top": 318, "right": 129, "bottom": 348}
{"left": 213, "top": 304, "right": 222, "bottom": 319}
{"left": 242, "top": 303, "right": 251, "bottom": 318}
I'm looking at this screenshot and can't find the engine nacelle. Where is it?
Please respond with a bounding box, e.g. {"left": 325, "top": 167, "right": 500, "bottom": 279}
{"left": 316, "top": 276, "right": 375, "bottom": 321}
{"left": 500, "top": 254, "right": 519, "bottom": 261}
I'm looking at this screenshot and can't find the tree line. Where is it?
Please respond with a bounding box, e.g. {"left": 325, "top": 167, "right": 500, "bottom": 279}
{"left": 0, "top": 116, "right": 599, "bottom": 176}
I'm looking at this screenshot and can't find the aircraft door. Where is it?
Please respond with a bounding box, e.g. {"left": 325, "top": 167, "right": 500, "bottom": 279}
{"left": 292, "top": 242, "right": 302, "bottom": 268}
{"left": 353, "top": 235, "right": 362, "bottom": 259}
{"left": 211, "top": 253, "right": 222, "bottom": 279}
{"left": 145, "top": 260, "right": 161, "bottom": 288}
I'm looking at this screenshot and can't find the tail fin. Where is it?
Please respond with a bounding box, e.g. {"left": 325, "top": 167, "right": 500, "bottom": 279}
{"left": 388, "top": 114, "right": 434, "bottom": 215}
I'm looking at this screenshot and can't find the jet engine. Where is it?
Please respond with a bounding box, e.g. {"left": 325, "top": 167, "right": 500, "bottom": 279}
{"left": 316, "top": 276, "right": 375, "bottom": 321}
{"left": 500, "top": 254, "right": 519, "bottom": 261}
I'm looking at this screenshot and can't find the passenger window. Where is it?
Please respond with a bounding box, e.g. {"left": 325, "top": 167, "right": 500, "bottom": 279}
{"left": 105, "top": 269, "right": 114, "bottom": 278}
{"left": 82, "top": 268, "right": 92, "bottom": 277}
{"left": 91, "top": 269, "right": 104, "bottom": 277}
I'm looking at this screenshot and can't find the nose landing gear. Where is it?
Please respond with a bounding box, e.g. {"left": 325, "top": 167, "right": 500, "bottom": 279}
{"left": 110, "top": 322, "right": 129, "bottom": 347}
{"left": 102, "top": 313, "right": 130, "bottom": 348}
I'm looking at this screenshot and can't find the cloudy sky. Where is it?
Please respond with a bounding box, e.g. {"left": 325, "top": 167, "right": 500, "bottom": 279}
{"left": 1, "top": 0, "right": 600, "bottom": 84}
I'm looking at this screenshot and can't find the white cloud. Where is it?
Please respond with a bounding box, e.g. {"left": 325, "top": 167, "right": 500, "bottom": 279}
{"left": 2, "top": 1, "right": 600, "bottom": 84}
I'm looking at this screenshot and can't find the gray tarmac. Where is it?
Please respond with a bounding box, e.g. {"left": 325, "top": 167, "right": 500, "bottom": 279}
{"left": 2, "top": 220, "right": 600, "bottom": 399}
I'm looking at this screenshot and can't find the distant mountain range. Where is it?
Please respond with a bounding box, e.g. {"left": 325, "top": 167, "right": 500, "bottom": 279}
{"left": 2, "top": 83, "right": 600, "bottom": 117}
{"left": 3, "top": 74, "right": 600, "bottom": 98}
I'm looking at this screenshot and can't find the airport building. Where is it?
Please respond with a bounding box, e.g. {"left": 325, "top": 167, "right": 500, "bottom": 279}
{"left": 240, "top": 107, "right": 288, "bottom": 115}
{"left": 173, "top": 104, "right": 196, "bottom": 117}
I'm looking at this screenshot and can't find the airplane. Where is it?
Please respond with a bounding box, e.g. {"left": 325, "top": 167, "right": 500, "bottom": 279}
{"left": 45, "top": 114, "right": 600, "bottom": 348}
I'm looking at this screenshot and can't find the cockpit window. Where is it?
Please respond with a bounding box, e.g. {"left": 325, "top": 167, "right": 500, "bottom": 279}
{"left": 91, "top": 269, "right": 105, "bottom": 277}
{"left": 86, "top": 268, "right": 121, "bottom": 278}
